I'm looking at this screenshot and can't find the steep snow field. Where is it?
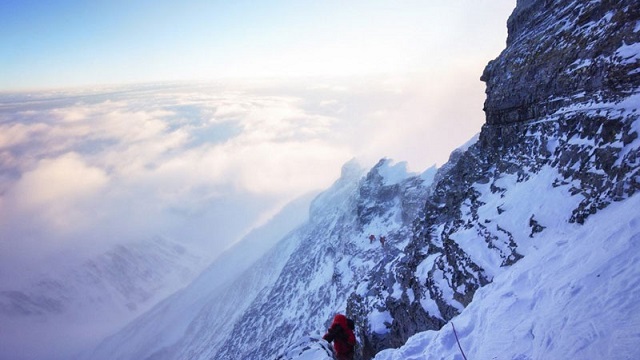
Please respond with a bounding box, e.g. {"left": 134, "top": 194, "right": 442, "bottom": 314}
{"left": 374, "top": 193, "right": 640, "bottom": 360}
{"left": 212, "top": 159, "right": 434, "bottom": 360}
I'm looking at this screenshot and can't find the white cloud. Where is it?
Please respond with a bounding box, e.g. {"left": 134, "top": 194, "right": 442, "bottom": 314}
{"left": 10, "top": 152, "right": 108, "bottom": 210}
{"left": 225, "top": 140, "right": 347, "bottom": 195}
{"left": 0, "top": 74, "right": 489, "bottom": 279}
{"left": 213, "top": 101, "right": 250, "bottom": 119}
{"left": 0, "top": 122, "right": 49, "bottom": 149}
{"left": 0, "top": 152, "right": 109, "bottom": 258}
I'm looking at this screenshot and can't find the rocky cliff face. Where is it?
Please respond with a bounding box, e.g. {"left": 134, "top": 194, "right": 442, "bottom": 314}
{"left": 482, "top": 0, "right": 639, "bottom": 125}
{"left": 350, "top": 0, "right": 640, "bottom": 358}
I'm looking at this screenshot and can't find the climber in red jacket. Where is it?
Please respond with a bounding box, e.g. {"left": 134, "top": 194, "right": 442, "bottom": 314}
{"left": 323, "top": 314, "right": 356, "bottom": 360}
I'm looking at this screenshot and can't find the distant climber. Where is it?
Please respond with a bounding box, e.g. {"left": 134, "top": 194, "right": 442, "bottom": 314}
{"left": 379, "top": 235, "right": 386, "bottom": 246}
{"left": 369, "top": 234, "right": 376, "bottom": 244}
{"left": 323, "top": 314, "right": 356, "bottom": 360}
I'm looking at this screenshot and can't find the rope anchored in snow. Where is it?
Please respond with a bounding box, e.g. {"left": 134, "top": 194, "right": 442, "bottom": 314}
{"left": 451, "top": 322, "right": 468, "bottom": 360}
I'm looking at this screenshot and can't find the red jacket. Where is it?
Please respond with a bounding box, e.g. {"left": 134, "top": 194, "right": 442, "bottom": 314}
{"left": 323, "top": 314, "right": 356, "bottom": 359}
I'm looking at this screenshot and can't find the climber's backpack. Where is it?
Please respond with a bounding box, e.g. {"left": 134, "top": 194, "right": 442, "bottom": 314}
{"left": 346, "top": 318, "right": 355, "bottom": 331}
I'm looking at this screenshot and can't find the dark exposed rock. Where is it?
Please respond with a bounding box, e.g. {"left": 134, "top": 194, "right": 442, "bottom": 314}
{"left": 482, "top": 0, "right": 640, "bottom": 126}
{"left": 528, "top": 215, "right": 546, "bottom": 238}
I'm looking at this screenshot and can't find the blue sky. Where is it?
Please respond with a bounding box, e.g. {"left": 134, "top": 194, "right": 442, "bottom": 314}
{"left": 1, "top": 0, "right": 515, "bottom": 90}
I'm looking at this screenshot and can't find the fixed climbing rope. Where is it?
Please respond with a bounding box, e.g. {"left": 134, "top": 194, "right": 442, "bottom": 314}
{"left": 451, "top": 322, "right": 468, "bottom": 360}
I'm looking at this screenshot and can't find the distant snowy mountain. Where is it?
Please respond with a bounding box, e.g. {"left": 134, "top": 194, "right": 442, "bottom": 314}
{"left": 79, "top": 190, "right": 319, "bottom": 360}
{"left": 0, "top": 237, "right": 206, "bottom": 360}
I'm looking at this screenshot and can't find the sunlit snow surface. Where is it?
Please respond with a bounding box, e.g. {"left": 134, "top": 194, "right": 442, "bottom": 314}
{"left": 275, "top": 336, "right": 335, "bottom": 360}
{"left": 374, "top": 194, "right": 640, "bottom": 360}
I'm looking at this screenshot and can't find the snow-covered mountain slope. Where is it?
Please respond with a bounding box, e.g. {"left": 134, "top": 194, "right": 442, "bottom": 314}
{"left": 0, "top": 237, "right": 206, "bottom": 360}
{"left": 78, "top": 191, "right": 317, "bottom": 360}
{"left": 347, "top": 0, "right": 640, "bottom": 358}
{"left": 276, "top": 194, "right": 640, "bottom": 360}
{"left": 374, "top": 193, "right": 640, "bottom": 360}
{"left": 213, "top": 159, "right": 435, "bottom": 360}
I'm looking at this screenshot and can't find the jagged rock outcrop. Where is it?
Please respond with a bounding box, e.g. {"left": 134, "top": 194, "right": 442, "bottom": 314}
{"left": 351, "top": 0, "right": 640, "bottom": 357}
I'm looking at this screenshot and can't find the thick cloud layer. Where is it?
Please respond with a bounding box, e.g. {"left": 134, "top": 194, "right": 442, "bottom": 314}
{"left": 0, "top": 75, "right": 485, "bottom": 284}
